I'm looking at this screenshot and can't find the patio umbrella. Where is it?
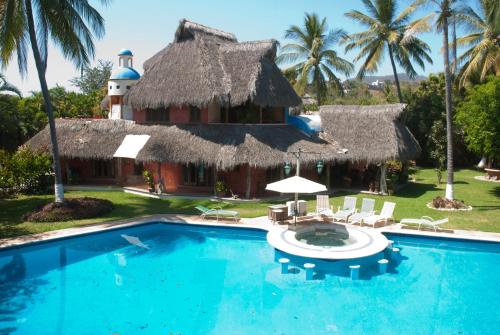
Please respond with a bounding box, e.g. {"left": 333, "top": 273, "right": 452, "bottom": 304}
{"left": 265, "top": 176, "right": 327, "bottom": 223}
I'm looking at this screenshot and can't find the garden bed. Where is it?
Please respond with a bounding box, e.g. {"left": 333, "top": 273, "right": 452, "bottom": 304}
{"left": 23, "top": 197, "right": 113, "bottom": 222}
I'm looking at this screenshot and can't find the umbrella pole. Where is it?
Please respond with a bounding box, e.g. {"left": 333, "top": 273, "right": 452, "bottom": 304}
{"left": 294, "top": 192, "right": 298, "bottom": 226}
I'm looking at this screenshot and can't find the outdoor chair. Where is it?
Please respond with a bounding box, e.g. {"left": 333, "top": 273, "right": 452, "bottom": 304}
{"left": 362, "top": 201, "right": 396, "bottom": 227}
{"left": 400, "top": 216, "right": 448, "bottom": 231}
{"left": 348, "top": 198, "right": 376, "bottom": 225}
{"left": 195, "top": 205, "right": 240, "bottom": 222}
{"left": 330, "top": 196, "right": 357, "bottom": 222}
{"left": 316, "top": 195, "right": 333, "bottom": 216}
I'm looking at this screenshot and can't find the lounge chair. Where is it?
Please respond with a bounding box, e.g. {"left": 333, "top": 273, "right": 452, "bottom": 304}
{"left": 362, "top": 201, "right": 396, "bottom": 227}
{"left": 330, "top": 196, "right": 357, "bottom": 222}
{"left": 316, "top": 195, "right": 333, "bottom": 216}
{"left": 195, "top": 205, "right": 239, "bottom": 222}
{"left": 348, "top": 198, "right": 376, "bottom": 225}
{"left": 400, "top": 216, "right": 448, "bottom": 231}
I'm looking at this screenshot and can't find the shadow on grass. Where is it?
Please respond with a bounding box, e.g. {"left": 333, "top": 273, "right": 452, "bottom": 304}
{"left": 395, "top": 182, "right": 439, "bottom": 198}
{"left": 489, "top": 186, "right": 500, "bottom": 198}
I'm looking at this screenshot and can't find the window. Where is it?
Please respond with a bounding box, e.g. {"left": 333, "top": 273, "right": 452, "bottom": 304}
{"left": 145, "top": 107, "right": 169, "bottom": 123}
{"left": 190, "top": 106, "right": 201, "bottom": 123}
{"left": 133, "top": 162, "right": 143, "bottom": 176}
{"left": 126, "top": 85, "right": 131, "bottom": 90}
{"left": 92, "top": 160, "right": 114, "bottom": 178}
{"left": 116, "top": 85, "right": 120, "bottom": 89}
{"left": 262, "top": 106, "right": 284, "bottom": 123}
{"left": 182, "top": 163, "right": 212, "bottom": 186}
{"left": 227, "top": 103, "right": 260, "bottom": 123}
{"left": 109, "top": 85, "right": 112, "bottom": 90}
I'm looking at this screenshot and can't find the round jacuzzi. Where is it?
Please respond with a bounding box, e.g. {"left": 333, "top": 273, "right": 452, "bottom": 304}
{"left": 267, "top": 224, "right": 389, "bottom": 260}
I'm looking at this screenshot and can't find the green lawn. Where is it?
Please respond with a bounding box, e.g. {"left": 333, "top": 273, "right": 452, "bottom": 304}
{"left": 0, "top": 168, "right": 498, "bottom": 239}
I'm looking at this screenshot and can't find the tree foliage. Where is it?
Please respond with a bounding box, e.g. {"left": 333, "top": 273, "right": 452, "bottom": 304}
{"left": 70, "top": 59, "right": 112, "bottom": 95}
{"left": 455, "top": 76, "right": 500, "bottom": 162}
{"left": 343, "top": 0, "right": 433, "bottom": 102}
{"left": 277, "top": 13, "right": 354, "bottom": 104}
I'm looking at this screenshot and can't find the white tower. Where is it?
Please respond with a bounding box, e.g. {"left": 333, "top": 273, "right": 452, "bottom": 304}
{"left": 108, "top": 49, "right": 140, "bottom": 120}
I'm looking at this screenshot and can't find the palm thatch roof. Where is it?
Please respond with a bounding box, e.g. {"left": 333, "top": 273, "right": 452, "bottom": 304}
{"left": 25, "top": 119, "right": 344, "bottom": 170}
{"left": 320, "top": 104, "right": 421, "bottom": 163}
{"left": 125, "top": 19, "right": 301, "bottom": 109}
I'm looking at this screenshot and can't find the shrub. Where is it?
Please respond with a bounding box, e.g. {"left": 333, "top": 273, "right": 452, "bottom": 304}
{"left": 23, "top": 197, "right": 113, "bottom": 222}
{"left": 0, "top": 148, "right": 52, "bottom": 197}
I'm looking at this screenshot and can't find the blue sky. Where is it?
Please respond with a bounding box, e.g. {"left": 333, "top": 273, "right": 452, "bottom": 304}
{"left": 5, "top": 0, "right": 457, "bottom": 94}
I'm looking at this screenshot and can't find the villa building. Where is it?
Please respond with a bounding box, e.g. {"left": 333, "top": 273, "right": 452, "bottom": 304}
{"left": 26, "top": 19, "right": 420, "bottom": 197}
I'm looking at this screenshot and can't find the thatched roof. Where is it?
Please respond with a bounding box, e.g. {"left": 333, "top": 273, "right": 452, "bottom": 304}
{"left": 125, "top": 19, "right": 301, "bottom": 109}
{"left": 25, "top": 119, "right": 344, "bottom": 170}
{"left": 319, "top": 104, "right": 421, "bottom": 163}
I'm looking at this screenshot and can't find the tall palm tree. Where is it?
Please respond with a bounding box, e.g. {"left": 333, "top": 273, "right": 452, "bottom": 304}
{"left": 277, "top": 13, "right": 354, "bottom": 105}
{"left": 0, "top": 0, "right": 108, "bottom": 202}
{"left": 0, "top": 74, "right": 21, "bottom": 96}
{"left": 420, "top": 0, "right": 457, "bottom": 200}
{"left": 455, "top": 0, "right": 500, "bottom": 87}
{"left": 344, "top": 0, "right": 433, "bottom": 103}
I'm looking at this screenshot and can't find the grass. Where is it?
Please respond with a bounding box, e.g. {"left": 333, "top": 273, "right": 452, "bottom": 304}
{"left": 0, "top": 168, "right": 498, "bottom": 239}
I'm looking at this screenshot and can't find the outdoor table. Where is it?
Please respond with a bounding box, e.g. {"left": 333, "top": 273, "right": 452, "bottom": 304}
{"left": 268, "top": 205, "right": 289, "bottom": 223}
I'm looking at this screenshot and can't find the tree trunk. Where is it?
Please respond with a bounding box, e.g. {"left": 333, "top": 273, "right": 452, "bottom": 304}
{"left": 451, "top": 18, "right": 457, "bottom": 75}
{"left": 315, "top": 66, "right": 321, "bottom": 106}
{"left": 387, "top": 43, "right": 403, "bottom": 103}
{"left": 442, "top": 10, "right": 454, "bottom": 200}
{"left": 25, "top": 0, "right": 64, "bottom": 202}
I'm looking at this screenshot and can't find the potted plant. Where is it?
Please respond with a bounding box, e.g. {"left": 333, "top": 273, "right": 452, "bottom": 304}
{"left": 142, "top": 170, "right": 155, "bottom": 193}
{"left": 215, "top": 180, "right": 227, "bottom": 198}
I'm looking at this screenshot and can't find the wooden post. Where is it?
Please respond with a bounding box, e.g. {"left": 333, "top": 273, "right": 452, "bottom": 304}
{"left": 65, "top": 160, "right": 71, "bottom": 185}
{"left": 245, "top": 164, "right": 252, "bottom": 199}
{"left": 259, "top": 106, "right": 263, "bottom": 124}
{"left": 156, "top": 162, "right": 164, "bottom": 194}
{"left": 380, "top": 163, "right": 388, "bottom": 195}
{"left": 326, "top": 162, "right": 331, "bottom": 192}
{"left": 213, "top": 166, "right": 218, "bottom": 196}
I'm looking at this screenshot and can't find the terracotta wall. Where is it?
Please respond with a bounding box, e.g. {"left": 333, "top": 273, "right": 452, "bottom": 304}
{"left": 133, "top": 106, "right": 209, "bottom": 124}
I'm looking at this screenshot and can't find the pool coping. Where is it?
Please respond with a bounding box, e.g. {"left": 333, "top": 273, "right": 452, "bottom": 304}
{"left": 1, "top": 214, "right": 499, "bottom": 250}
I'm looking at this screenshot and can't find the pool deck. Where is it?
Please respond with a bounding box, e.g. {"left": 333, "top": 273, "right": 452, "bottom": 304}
{"left": 1, "top": 214, "right": 500, "bottom": 249}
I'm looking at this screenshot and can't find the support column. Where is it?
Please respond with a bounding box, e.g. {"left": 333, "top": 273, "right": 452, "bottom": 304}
{"left": 245, "top": 164, "right": 252, "bottom": 199}
{"left": 213, "top": 166, "right": 218, "bottom": 196}
{"left": 326, "top": 162, "right": 331, "bottom": 192}
{"left": 65, "top": 160, "right": 71, "bottom": 185}
{"left": 156, "top": 162, "right": 164, "bottom": 194}
{"left": 380, "top": 163, "right": 388, "bottom": 195}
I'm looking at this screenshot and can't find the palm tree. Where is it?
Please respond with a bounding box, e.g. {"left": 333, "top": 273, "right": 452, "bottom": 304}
{"left": 420, "top": 0, "right": 457, "bottom": 200}
{"left": 455, "top": 0, "right": 500, "bottom": 87}
{"left": 344, "top": 0, "right": 433, "bottom": 103}
{"left": 0, "top": 0, "right": 108, "bottom": 202}
{"left": 277, "top": 13, "right": 354, "bottom": 105}
{"left": 0, "top": 74, "right": 21, "bottom": 97}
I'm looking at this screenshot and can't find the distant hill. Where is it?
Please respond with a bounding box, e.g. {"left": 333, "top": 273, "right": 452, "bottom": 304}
{"left": 347, "top": 73, "right": 427, "bottom": 84}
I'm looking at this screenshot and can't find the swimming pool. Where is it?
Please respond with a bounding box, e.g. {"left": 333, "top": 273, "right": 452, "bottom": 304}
{"left": 1, "top": 222, "right": 499, "bottom": 334}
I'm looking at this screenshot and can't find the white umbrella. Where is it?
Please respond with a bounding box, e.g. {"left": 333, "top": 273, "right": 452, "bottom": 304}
{"left": 266, "top": 176, "right": 327, "bottom": 223}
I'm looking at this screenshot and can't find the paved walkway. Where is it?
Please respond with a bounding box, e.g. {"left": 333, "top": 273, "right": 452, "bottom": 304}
{"left": 1, "top": 214, "right": 499, "bottom": 249}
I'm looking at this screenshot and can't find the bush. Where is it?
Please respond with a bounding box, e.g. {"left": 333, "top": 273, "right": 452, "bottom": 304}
{"left": 0, "top": 148, "right": 52, "bottom": 197}
{"left": 23, "top": 197, "right": 113, "bottom": 222}
{"left": 431, "top": 196, "right": 468, "bottom": 210}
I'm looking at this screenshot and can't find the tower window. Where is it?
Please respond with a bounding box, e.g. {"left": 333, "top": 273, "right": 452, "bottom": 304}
{"left": 109, "top": 85, "right": 112, "bottom": 89}
{"left": 126, "top": 85, "right": 131, "bottom": 90}
{"left": 116, "top": 85, "right": 120, "bottom": 89}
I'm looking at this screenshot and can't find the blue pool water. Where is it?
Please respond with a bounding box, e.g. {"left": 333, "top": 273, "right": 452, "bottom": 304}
{"left": 1, "top": 223, "right": 499, "bottom": 334}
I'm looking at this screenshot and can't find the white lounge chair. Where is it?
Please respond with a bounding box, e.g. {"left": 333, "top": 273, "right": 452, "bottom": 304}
{"left": 348, "top": 198, "right": 376, "bottom": 225}
{"left": 195, "top": 205, "right": 239, "bottom": 222}
{"left": 363, "top": 201, "right": 396, "bottom": 227}
{"left": 400, "top": 216, "right": 448, "bottom": 231}
{"left": 316, "top": 195, "right": 333, "bottom": 216}
{"left": 330, "top": 196, "right": 357, "bottom": 222}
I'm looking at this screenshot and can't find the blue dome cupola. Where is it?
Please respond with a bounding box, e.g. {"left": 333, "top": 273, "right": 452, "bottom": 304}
{"left": 107, "top": 49, "right": 141, "bottom": 120}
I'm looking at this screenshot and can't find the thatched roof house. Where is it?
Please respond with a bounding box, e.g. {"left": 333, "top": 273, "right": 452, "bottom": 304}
{"left": 26, "top": 119, "right": 343, "bottom": 170}
{"left": 320, "top": 104, "right": 421, "bottom": 163}
{"left": 125, "top": 19, "right": 301, "bottom": 109}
